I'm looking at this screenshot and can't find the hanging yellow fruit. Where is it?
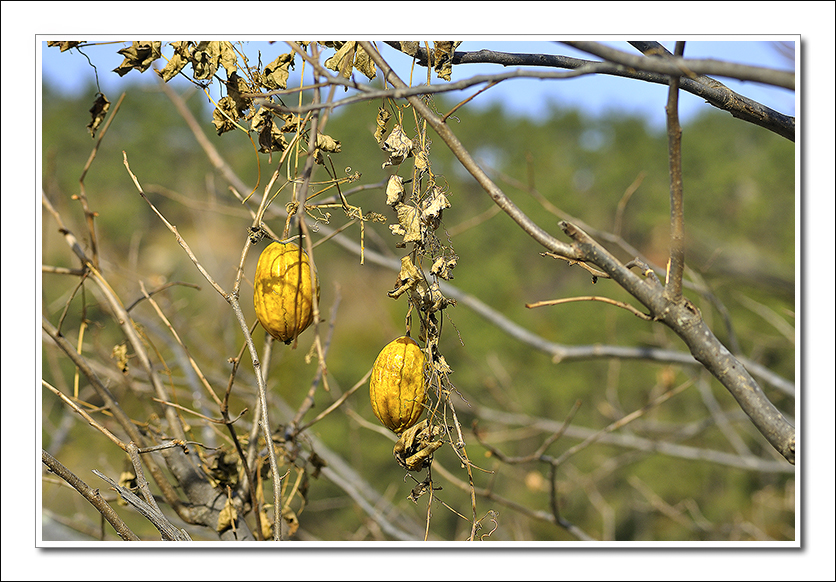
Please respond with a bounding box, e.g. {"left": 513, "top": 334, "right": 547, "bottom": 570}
{"left": 369, "top": 336, "right": 427, "bottom": 434}
{"left": 253, "top": 241, "right": 319, "bottom": 344}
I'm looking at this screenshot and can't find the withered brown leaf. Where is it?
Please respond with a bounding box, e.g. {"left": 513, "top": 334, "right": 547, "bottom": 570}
{"left": 87, "top": 93, "right": 110, "bottom": 139}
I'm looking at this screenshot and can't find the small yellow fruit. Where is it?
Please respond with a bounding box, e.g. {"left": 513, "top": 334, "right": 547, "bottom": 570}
{"left": 369, "top": 336, "right": 427, "bottom": 434}
{"left": 253, "top": 241, "right": 319, "bottom": 344}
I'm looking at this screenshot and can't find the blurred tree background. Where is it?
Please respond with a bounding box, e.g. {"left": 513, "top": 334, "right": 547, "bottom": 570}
{"left": 41, "top": 41, "right": 795, "bottom": 542}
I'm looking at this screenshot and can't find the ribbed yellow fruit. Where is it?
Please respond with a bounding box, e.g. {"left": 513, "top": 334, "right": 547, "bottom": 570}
{"left": 369, "top": 336, "right": 427, "bottom": 434}
{"left": 253, "top": 241, "right": 319, "bottom": 344}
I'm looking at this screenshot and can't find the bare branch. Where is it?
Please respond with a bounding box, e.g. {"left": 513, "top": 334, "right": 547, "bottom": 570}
{"left": 664, "top": 41, "right": 686, "bottom": 301}
{"left": 93, "top": 469, "right": 192, "bottom": 541}
{"left": 474, "top": 404, "right": 792, "bottom": 474}
{"left": 42, "top": 450, "right": 140, "bottom": 541}
{"left": 566, "top": 40, "right": 795, "bottom": 90}
{"left": 526, "top": 295, "right": 653, "bottom": 321}
{"left": 385, "top": 41, "right": 795, "bottom": 141}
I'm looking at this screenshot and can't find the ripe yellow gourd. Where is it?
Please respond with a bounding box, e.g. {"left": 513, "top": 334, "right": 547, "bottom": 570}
{"left": 369, "top": 336, "right": 427, "bottom": 434}
{"left": 253, "top": 241, "right": 319, "bottom": 344}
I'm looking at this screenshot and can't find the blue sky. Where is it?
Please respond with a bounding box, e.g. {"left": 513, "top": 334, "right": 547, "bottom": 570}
{"left": 40, "top": 39, "right": 796, "bottom": 131}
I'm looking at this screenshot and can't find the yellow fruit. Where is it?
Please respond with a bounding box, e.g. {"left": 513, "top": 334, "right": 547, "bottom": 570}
{"left": 369, "top": 336, "right": 427, "bottom": 434}
{"left": 253, "top": 241, "right": 319, "bottom": 344}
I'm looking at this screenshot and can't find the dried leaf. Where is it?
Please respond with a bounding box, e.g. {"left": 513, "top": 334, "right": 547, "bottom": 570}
{"left": 381, "top": 125, "right": 414, "bottom": 168}
{"left": 260, "top": 508, "right": 272, "bottom": 540}
{"left": 431, "top": 255, "right": 457, "bottom": 280}
{"left": 395, "top": 203, "right": 422, "bottom": 243}
{"left": 251, "top": 108, "right": 287, "bottom": 153}
{"left": 118, "top": 468, "right": 137, "bottom": 490}
{"left": 426, "top": 281, "right": 456, "bottom": 312}
{"left": 262, "top": 53, "right": 295, "bottom": 90}
{"left": 308, "top": 451, "right": 328, "bottom": 479}
{"left": 157, "top": 41, "right": 190, "bottom": 82}
{"left": 324, "top": 41, "right": 356, "bottom": 78}
{"left": 313, "top": 133, "right": 341, "bottom": 165}
{"left": 393, "top": 420, "right": 444, "bottom": 471}
{"left": 413, "top": 148, "right": 430, "bottom": 174}
{"left": 218, "top": 40, "right": 238, "bottom": 76}
{"left": 111, "top": 342, "right": 129, "bottom": 374}
{"left": 408, "top": 479, "right": 432, "bottom": 503}
{"left": 282, "top": 507, "right": 300, "bottom": 538}
{"left": 352, "top": 44, "right": 377, "bottom": 80}
{"left": 432, "top": 41, "right": 461, "bottom": 81}
{"left": 215, "top": 497, "right": 238, "bottom": 533}
{"left": 47, "top": 41, "right": 84, "bottom": 52}
{"left": 116, "top": 465, "right": 136, "bottom": 507}
{"left": 191, "top": 41, "right": 222, "bottom": 80}
{"left": 87, "top": 93, "right": 110, "bottom": 139}
{"left": 315, "top": 133, "right": 341, "bottom": 153}
{"left": 421, "top": 186, "right": 451, "bottom": 225}
{"left": 388, "top": 255, "right": 428, "bottom": 300}
{"left": 385, "top": 175, "right": 404, "bottom": 206}
{"left": 206, "top": 449, "right": 240, "bottom": 488}
{"left": 212, "top": 96, "right": 239, "bottom": 135}
{"left": 225, "top": 72, "right": 252, "bottom": 117}
{"left": 113, "top": 41, "right": 162, "bottom": 76}
{"left": 321, "top": 41, "right": 376, "bottom": 80}
{"left": 374, "top": 106, "right": 391, "bottom": 143}
{"left": 434, "top": 353, "right": 453, "bottom": 375}
{"left": 396, "top": 41, "right": 420, "bottom": 57}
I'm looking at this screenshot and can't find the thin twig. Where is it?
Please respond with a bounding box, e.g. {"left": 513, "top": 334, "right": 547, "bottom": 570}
{"left": 139, "top": 281, "right": 225, "bottom": 410}
{"left": 124, "top": 152, "right": 227, "bottom": 298}
{"left": 289, "top": 289, "right": 344, "bottom": 435}
{"left": 430, "top": 460, "right": 595, "bottom": 541}
{"left": 76, "top": 92, "right": 126, "bottom": 272}
{"left": 552, "top": 379, "right": 694, "bottom": 467}
{"left": 124, "top": 281, "right": 201, "bottom": 313}
{"left": 472, "top": 399, "right": 582, "bottom": 464}
{"left": 541, "top": 252, "right": 611, "bottom": 280}
{"left": 43, "top": 380, "right": 127, "bottom": 451}
{"left": 153, "top": 397, "right": 248, "bottom": 425}
{"left": 294, "top": 367, "right": 371, "bottom": 435}
{"left": 526, "top": 296, "right": 653, "bottom": 321}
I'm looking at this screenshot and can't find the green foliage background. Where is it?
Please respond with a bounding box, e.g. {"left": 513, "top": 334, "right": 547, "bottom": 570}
{"left": 41, "top": 48, "right": 795, "bottom": 542}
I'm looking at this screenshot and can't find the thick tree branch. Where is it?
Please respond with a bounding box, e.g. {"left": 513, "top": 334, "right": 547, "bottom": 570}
{"left": 564, "top": 41, "right": 794, "bottom": 89}
{"left": 385, "top": 41, "right": 795, "bottom": 141}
